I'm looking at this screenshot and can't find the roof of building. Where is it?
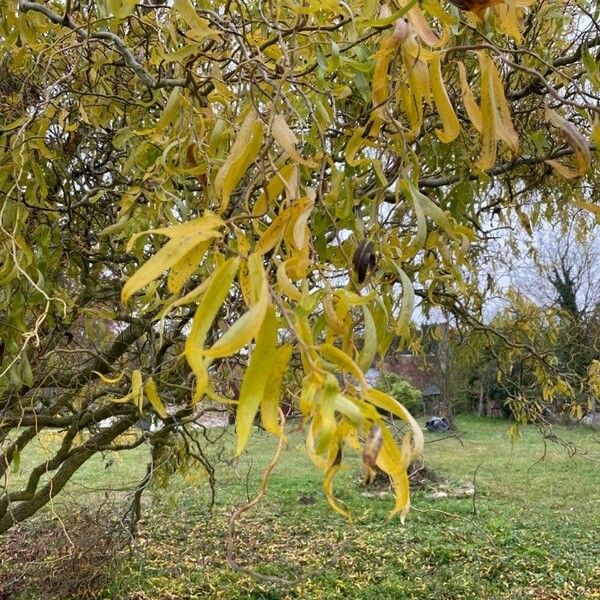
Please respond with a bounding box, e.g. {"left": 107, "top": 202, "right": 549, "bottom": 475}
{"left": 422, "top": 384, "right": 442, "bottom": 396}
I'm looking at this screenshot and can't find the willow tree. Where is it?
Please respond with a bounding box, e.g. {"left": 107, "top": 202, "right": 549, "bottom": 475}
{"left": 1, "top": 0, "right": 598, "bottom": 533}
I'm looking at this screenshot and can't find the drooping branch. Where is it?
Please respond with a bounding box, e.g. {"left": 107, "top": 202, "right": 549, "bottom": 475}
{"left": 0, "top": 412, "right": 138, "bottom": 534}
{"left": 18, "top": 0, "right": 188, "bottom": 90}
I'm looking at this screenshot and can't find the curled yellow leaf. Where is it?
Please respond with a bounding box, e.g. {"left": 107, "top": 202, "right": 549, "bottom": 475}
{"left": 475, "top": 52, "right": 497, "bottom": 171}
{"left": 545, "top": 108, "right": 591, "bottom": 179}
{"left": 457, "top": 61, "right": 482, "bottom": 133}
{"left": 430, "top": 52, "right": 459, "bottom": 143}
{"left": 271, "top": 115, "right": 317, "bottom": 167}
{"left": 214, "top": 110, "right": 264, "bottom": 212}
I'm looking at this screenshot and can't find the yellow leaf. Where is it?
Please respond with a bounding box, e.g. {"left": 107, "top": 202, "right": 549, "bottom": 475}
{"left": 260, "top": 344, "right": 293, "bottom": 435}
{"left": 358, "top": 306, "right": 377, "bottom": 372}
{"left": 276, "top": 260, "right": 304, "bottom": 301}
{"left": 173, "top": 0, "right": 213, "bottom": 40}
{"left": 167, "top": 240, "right": 210, "bottom": 294}
{"left": 235, "top": 306, "right": 278, "bottom": 455}
{"left": 255, "top": 206, "right": 292, "bottom": 256}
{"left": 320, "top": 343, "right": 367, "bottom": 388}
{"left": 131, "top": 369, "right": 144, "bottom": 412}
{"left": 323, "top": 447, "right": 351, "bottom": 520}
{"left": 271, "top": 115, "right": 317, "bottom": 167}
{"left": 144, "top": 377, "right": 168, "bottom": 419}
{"left": 214, "top": 110, "right": 264, "bottom": 212}
{"left": 430, "top": 52, "right": 460, "bottom": 143}
{"left": 92, "top": 370, "right": 125, "bottom": 384}
{"left": 122, "top": 214, "right": 224, "bottom": 303}
{"left": 204, "top": 298, "right": 269, "bottom": 359}
{"left": 253, "top": 163, "right": 298, "bottom": 216}
{"left": 401, "top": 38, "right": 431, "bottom": 135}
{"left": 290, "top": 192, "right": 315, "bottom": 251}
{"left": 334, "top": 394, "right": 371, "bottom": 426}
{"left": 515, "top": 207, "right": 532, "bottom": 236}
{"left": 364, "top": 387, "right": 424, "bottom": 457}
{"left": 372, "top": 35, "right": 401, "bottom": 116}
{"left": 300, "top": 378, "right": 320, "bottom": 416}
{"left": 475, "top": 52, "right": 497, "bottom": 171}
{"left": 185, "top": 257, "right": 240, "bottom": 398}
{"left": 306, "top": 420, "right": 328, "bottom": 469}
{"left": 457, "top": 61, "right": 482, "bottom": 133}
{"left": 344, "top": 127, "right": 367, "bottom": 166}
{"left": 545, "top": 108, "right": 591, "bottom": 179}
{"left": 377, "top": 426, "right": 411, "bottom": 520}
{"left": 137, "top": 87, "right": 181, "bottom": 135}
{"left": 203, "top": 255, "right": 269, "bottom": 358}
{"left": 574, "top": 199, "right": 600, "bottom": 219}
{"left": 403, "top": 2, "right": 448, "bottom": 47}
{"left": 489, "top": 59, "right": 519, "bottom": 155}
{"left": 495, "top": 0, "right": 522, "bottom": 43}
{"left": 122, "top": 235, "right": 217, "bottom": 303}
{"left": 126, "top": 214, "right": 224, "bottom": 249}
{"left": 363, "top": 424, "right": 383, "bottom": 484}
{"left": 314, "top": 376, "right": 339, "bottom": 454}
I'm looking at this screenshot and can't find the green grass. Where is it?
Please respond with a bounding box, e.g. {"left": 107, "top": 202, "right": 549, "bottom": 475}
{"left": 2, "top": 416, "right": 600, "bottom": 599}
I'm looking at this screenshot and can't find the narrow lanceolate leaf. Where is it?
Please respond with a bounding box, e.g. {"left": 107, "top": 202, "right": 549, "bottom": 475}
{"left": 364, "top": 387, "right": 424, "bottom": 458}
{"left": 184, "top": 257, "right": 240, "bottom": 396}
{"left": 475, "top": 52, "right": 497, "bottom": 171}
{"left": 203, "top": 255, "right": 269, "bottom": 358}
{"left": 290, "top": 193, "right": 315, "bottom": 251}
{"left": 144, "top": 377, "right": 168, "bottom": 419}
{"left": 214, "top": 110, "right": 264, "bottom": 211}
{"left": 271, "top": 115, "right": 317, "bottom": 167}
{"left": 130, "top": 213, "right": 224, "bottom": 242}
{"left": 358, "top": 306, "right": 377, "bottom": 372}
{"left": 545, "top": 108, "right": 591, "bottom": 179}
{"left": 254, "top": 206, "right": 292, "bottom": 256}
{"left": 122, "top": 232, "right": 221, "bottom": 303}
{"left": 430, "top": 52, "right": 460, "bottom": 143}
{"left": 131, "top": 369, "right": 144, "bottom": 412}
{"left": 574, "top": 199, "right": 600, "bottom": 219}
{"left": 495, "top": 0, "right": 522, "bottom": 43}
{"left": 396, "top": 266, "right": 415, "bottom": 338}
{"left": 167, "top": 240, "right": 209, "bottom": 294}
{"left": 345, "top": 127, "right": 367, "bottom": 166}
{"left": 376, "top": 426, "right": 411, "bottom": 521}
{"left": 320, "top": 343, "right": 367, "bottom": 388}
{"left": 276, "top": 260, "right": 304, "bottom": 301}
{"left": 260, "top": 343, "right": 293, "bottom": 436}
{"left": 137, "top": 87, "right": 181, "bottom": 134}
{"left": 323, "top": 446, "right": 351, "bottom": 519}
{"left": 122, "top": 214, "right": 224, "bottom": 303}
{"left": 489, "top": 59, "right": 519, "bottom": 155}
{"left": 401, "top": 38, "right": 431, "bottom": 135}
{"left": 236, "top": 306, "right": 278, "bottom": 455}
{"left": 457, "top": 61, "right": 482, "bottom": 133}
{"left": 173, "top": 0, "right": 213, "bottom": 39}
{"left": 314, "top": 377, "right": 339, "bottom": 454}
{"left": 372, "top": 35, "right": 402, "bottom": 115}
{"left": 253, "top": 163, "right": 298, "bottom": 216}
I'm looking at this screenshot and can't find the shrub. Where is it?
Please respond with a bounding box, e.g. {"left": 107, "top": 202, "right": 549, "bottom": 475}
{"left": 376, "top": 373, "right": 423, "bottom": 415}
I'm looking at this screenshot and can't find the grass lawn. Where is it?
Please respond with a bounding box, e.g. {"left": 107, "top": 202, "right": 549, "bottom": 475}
{"left": 1, "top": 415, "right": 599, "bottom": 599}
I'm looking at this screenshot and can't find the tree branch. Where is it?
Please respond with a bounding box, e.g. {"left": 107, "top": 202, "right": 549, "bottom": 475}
{"left": 18, "top": 0, "right": 188, "bottom": 90}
